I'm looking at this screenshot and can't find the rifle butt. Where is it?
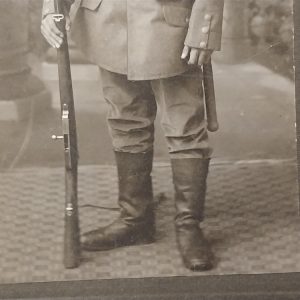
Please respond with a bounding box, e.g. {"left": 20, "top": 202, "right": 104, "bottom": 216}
{"left": 64, "top": 214, "right": 81, "bottom": 268}
{"left": 64, "top": 169, "right": 81, "bottom": 269}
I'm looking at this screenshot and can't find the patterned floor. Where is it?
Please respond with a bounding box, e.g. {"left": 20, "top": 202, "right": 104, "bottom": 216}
{"left": 0, "top": 160, "right": 299, "bottom": 284}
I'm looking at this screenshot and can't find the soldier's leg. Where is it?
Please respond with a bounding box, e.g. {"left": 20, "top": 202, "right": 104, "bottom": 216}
{"left": 151, "top": 68, "right": 213, "bottom": 271}
{"left": 82, "top": 68, "right": 157, "bottom": 251}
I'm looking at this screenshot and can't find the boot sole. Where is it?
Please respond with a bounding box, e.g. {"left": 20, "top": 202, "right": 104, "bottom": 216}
{"left": 81, "top": 236, "right": 155, "bottom": 252}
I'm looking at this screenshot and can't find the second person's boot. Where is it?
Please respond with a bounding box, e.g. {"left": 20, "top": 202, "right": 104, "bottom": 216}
{"left": 82, "top": 150, "right": 155, "bottom": 251}
{"left": 171, "top": 158, "right": 213, "bottom": 271}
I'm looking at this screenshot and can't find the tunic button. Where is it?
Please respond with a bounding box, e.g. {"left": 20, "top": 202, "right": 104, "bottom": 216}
{"left": 185, "top": 17, "right": 190, "bottom": 23}
{"left": 204, "top": 14, "right": 212, "bottom": 21}
{"left": 199, "top": 41, "right": 207, "bottom": 48}
{"left": 202, "top": 26, "right": 209, "bottom": 34}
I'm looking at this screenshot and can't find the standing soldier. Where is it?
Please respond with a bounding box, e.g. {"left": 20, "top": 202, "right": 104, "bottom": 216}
{"left": 41, "top": 0, "right": 224, "bottom": 271}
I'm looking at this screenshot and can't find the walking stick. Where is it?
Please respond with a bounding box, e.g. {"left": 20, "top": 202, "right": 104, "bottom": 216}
{"left": 51, "top": 0, "right": 81, "bottom": 268}
{"left": 203, "top": 59, "right": 219, "bottom": 132}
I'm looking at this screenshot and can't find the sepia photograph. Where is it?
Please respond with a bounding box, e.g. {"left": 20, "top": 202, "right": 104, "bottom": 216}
{"left": 0, "top": 0, "right": 299, "bottom": 298}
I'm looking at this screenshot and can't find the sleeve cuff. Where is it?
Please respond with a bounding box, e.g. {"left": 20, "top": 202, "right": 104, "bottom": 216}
{"left": 185, "top": 5, "right": 223, "bottom": 51}
{"left": 185, "top": 30, "right": 222, "bottom": 51}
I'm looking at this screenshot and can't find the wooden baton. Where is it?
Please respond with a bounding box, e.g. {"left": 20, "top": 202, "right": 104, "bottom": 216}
{"left": 202, "top": 59, "right": 219, "bottom": 132}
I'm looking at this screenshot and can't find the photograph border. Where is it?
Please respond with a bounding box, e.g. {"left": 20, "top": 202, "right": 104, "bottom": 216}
{"left": 0, "top": 0, "right": 299, "bottom": 299}
{"left": 1, "top": 273, "right": 300, "bottom": 299}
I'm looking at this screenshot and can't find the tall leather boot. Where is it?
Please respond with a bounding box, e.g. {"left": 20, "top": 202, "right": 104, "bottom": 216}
{"left": 82, "top": 150, "right": 155, "bottom": 251}
{"left": 171, "top": 158, "right": 213, "bottom": 271}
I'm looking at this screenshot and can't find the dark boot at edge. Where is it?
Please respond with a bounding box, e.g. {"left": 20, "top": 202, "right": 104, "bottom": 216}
{"left": 171, "top": 158, "right": 213, "bottom": 271}
{"left": 82, "top": 150, "right": 155, "bottom": 251}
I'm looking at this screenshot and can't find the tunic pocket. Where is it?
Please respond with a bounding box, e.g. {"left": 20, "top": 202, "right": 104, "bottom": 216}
{"left": 80, "top": 0, "right": 102, "bottom": 10}
{"left": 163, "top": 6, "right": 191, "bottom": 27}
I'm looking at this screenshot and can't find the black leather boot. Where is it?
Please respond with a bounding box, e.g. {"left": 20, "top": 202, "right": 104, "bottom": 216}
{"left": 171, "top": 158, "right": 213, "bottom": 271}
{"left": 82, "top": 150, "right": 155, "bottom": 251}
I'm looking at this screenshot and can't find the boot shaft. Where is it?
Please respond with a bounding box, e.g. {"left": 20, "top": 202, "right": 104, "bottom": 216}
{"left": 114, "top": 150, "right": 154, "bottom": 225}
{"left": 171, "top": 158, "right": 210, "bottom": 226}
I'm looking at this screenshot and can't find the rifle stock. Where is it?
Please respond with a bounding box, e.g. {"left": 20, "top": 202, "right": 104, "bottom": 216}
{"left": 52, "top": 0, "right": 81, "bottom": 269}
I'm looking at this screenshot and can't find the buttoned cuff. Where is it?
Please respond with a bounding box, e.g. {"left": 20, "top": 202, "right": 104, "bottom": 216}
{"left": 185, "top": 8, "right": 223, "bottom": 50}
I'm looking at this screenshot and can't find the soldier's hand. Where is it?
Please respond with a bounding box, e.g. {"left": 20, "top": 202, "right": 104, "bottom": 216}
{"left": 181, "top": 46, "right": 213, "bottom": 66}
{"left": 41, "top": 14, "right": 71, "bottom": 48}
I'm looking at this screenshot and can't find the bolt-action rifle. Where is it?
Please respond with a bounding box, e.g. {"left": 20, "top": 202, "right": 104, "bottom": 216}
{"left": 51, "top": 0, "right": 81, "bottom": 269}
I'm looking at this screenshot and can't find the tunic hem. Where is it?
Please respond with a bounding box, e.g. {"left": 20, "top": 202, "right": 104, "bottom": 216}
{"left": 97, "top": 61, "right": 191, "bottom": 81}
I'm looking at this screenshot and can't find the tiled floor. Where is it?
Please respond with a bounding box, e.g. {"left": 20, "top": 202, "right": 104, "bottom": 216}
{"left": 0, "top": 160, "right": 299, "bottom": 284}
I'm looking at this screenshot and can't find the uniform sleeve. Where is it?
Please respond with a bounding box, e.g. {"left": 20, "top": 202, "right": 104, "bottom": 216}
{"left": 185, "top": 0, "right": 224, "bottom": 51}
{"left": 42, "top": 0, "right": 74, "bottom": 18}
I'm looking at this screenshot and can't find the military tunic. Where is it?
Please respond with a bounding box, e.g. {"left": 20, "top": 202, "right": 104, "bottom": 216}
{"left": 42, "top": 0, "right": 224, "bottom": 80}
{"left": 42, "top": 0, "right": 224, "bottom": 156}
